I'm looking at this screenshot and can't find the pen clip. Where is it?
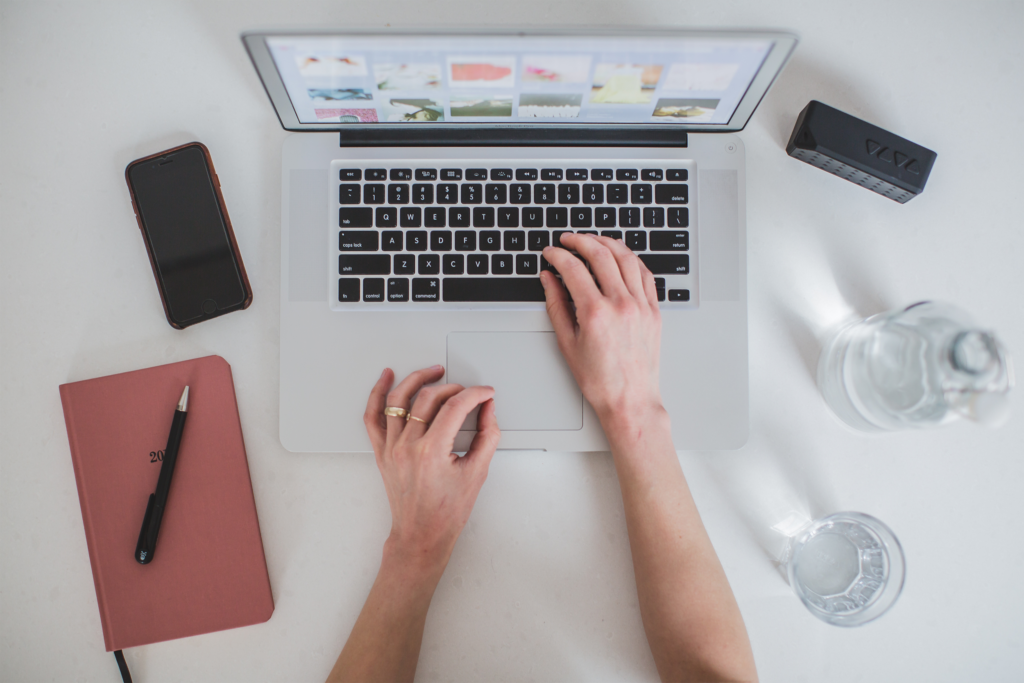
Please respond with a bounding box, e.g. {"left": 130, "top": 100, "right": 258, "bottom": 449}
{"left": 135, "top": 494, "right": 155, "bottom": 564}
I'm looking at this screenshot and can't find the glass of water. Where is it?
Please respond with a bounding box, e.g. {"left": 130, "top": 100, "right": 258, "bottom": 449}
{"left": 786, "top": 512, "right": 905, "bottom": 627}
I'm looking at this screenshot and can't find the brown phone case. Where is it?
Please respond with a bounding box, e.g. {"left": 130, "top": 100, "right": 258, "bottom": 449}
{"left": 125, "top": 142, "right": 253, "bottom": 329}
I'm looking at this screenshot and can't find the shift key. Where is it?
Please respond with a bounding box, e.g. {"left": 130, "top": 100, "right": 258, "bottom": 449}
{"left": 339, "top": 254, "right": 390, "bottom": 275}
{"left": 639, "top": 254, "right": 689, "bottom": 274}
{"left": 339, "top": 231, "right": 379, "bottom": 251}
{"left": 339, "top": 207, "right": 373, "bottom": 227}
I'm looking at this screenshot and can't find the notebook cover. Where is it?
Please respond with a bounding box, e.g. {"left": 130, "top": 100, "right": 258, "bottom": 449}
{"left": 59, "top": 355, "right": 274, "bottom": 651}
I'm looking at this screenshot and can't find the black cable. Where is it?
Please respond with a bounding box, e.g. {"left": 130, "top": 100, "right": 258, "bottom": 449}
{"left": 114, "top": 650, "right": 133, "bottom": 683}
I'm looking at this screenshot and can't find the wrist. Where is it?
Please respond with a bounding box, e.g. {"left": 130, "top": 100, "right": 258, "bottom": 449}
{"left": 382, "top": 533, "right": 452, "bottom": 586}
{"left": 597, "top": 400, "right": 674, "bottom": 455}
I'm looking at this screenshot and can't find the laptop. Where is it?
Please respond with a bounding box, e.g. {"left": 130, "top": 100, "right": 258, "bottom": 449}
{"left": 242, "top": 28, "right": 797, "bottom": 453}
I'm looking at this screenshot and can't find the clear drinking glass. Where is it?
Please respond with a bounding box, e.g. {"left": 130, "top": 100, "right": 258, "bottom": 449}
{"left": 818, "top": 301, "right": 1013, "bottom": 431}
{"left": 786, "top": 512, "right": 905, "bottom": 627}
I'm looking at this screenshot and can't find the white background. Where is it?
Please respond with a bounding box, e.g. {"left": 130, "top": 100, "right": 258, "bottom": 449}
{"left": 2, "top": 1, "right": 1022, "bottom": 681}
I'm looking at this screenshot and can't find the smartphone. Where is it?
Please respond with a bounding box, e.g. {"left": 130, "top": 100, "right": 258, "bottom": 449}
{"left": 125, "top": 142, "right": 252, "bottom": 329}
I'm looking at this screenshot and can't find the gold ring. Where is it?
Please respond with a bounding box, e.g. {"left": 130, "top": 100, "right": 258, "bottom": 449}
{"left": 383, "top": 406, "right": 408, "bottom": 419}
{"left": 406, "top": 414, "right": 429, "bottom": 425}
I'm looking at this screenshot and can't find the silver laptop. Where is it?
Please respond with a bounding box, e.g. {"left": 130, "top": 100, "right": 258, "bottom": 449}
{"left": 243, "top": 28, "right": 797, "bottom": 452}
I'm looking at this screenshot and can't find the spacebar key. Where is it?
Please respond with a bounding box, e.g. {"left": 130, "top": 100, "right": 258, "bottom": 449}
{"left": 443, "top": 278, "right": 545, "bottom": 301}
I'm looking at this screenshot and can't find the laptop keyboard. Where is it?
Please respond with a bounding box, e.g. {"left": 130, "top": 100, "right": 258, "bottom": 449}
{"left": 330, "top": 159, "right": 697, "bottom": 310}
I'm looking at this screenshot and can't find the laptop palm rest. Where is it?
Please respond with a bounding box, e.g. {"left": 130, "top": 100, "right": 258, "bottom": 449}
{"left": 447, "top": 332, "right": 583, "bottom": 432}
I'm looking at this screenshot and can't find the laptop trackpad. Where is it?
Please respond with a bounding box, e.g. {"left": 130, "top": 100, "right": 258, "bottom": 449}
{"left": 447, "top": 332, "right": 583, "bottom": 431}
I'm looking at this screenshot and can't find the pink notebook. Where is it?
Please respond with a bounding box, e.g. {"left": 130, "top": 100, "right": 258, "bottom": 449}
{"left": 60, "top": 355, "right": 274, "bottom": 651}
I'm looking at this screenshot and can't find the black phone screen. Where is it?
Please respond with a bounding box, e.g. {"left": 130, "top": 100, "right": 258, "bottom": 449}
{"left": 128, "top": 146, "right": 245, "bottom": 324}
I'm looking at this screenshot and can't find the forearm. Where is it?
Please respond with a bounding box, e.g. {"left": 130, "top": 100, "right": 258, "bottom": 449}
{"left": 327, "top": 541, "right": 447, "bottom": 683}
{"left": 601, "top": 407, "right": 756, "bottom": 683}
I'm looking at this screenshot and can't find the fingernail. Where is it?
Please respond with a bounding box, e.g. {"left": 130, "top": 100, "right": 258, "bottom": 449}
{"left": 380, "top": 368, "right": 389, "bottom": 379}
{"left": 431, "top": 364, "right": 443, "bottom": 371}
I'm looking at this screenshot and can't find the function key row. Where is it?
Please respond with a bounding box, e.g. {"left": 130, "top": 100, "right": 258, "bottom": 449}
{"left": 341, "top": 168, "right": 688, "bottom": 182}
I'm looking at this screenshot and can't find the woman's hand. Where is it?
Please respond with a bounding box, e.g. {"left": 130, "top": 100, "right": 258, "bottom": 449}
{"left": 540, "top": 234, "right": 664, "bottom": 423}
{"left": 363, "top": 365, "right": 501, "bottom": 573}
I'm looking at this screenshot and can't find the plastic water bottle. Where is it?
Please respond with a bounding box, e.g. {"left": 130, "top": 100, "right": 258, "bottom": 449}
{"left": 818, "top": 302, "right": 1013, "bottom": 431}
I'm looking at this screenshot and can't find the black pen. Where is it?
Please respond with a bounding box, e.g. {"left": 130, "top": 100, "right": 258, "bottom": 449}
{"left": 135, "top": 386, "right": 189, "bottom": 564}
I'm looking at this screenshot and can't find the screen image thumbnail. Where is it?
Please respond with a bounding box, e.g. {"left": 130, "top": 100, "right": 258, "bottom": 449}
{"left": 518, "top": 93, "right": 582, "bottom": 118}
{"left": 382, "top": 98, "right": 444, "bottom": 122}
{"left": 591, "top": 64, "right": 663, "bottom": 104}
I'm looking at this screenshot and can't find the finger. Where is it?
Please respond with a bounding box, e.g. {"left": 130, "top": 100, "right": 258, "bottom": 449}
{"left": 460, "top": 398, "right": 500, "bottom": 479}
{"left": 597, "top": 236, "right": 645, "bottom": 300}
{"left": 362, "top": 368, "right": 393, "bottom": 458}
{"left": 639, "top": 259, "right": 660, "bottom": 310}
{"left": 402, "top": 383, "right": 464, "bottom": 442}
{"left": 563, "top": 233, "right": 629, "bottom": 299}
{"left": 540, "top": 270, "right": 578, "bottom": 343}
{"left": 426, "top": 385, "right": 496, "bottom": 450}
{"left": 385, "top": 365, "right": 445, "bottom": 449}
{"left": 542, "top": 243, "right": 600, "bottom": 308}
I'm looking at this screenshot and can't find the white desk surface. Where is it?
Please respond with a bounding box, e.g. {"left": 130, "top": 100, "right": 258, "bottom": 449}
{"left": 3, "top": 1, "right": 1023, "bottom": 681}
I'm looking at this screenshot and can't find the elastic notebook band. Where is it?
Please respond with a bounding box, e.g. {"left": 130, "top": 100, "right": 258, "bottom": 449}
{"left": 114, "top": 650, "right": 133, "bottom": 683}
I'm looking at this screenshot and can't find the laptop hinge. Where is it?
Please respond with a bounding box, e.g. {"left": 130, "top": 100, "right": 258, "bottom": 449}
{"left": 338, "top": 127, "right": 687, "bottom": 148}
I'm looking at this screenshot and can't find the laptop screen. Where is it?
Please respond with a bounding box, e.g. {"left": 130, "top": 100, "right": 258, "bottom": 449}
{"left": 245, "top": 30, "right": 797, "bottom": 133}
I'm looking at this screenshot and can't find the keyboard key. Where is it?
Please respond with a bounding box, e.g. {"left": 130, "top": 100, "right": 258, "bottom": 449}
{"left": 616, "top": 169, "right": 639, "bottom": 181}
{"left": 466, "top": 168, "right": 488, "bottom": 180}
{"left": 516, "top": 168, "right": 538, "bottom": 181}
{"left": 339, "top": 184, "right": 361, "bottom": 204}
{"left": 631, "top": 183, "right": 652, "bottom": 204}
{"left": 381, "top": 231, "right": 403, "bottom": 251}
{"left": 626, "top": 231, "right": 646, "bottom": 251}
{"left": 516, "top": 254, "right": 538, "bottom": 274}
{"left": 387, "top": 278, "right": 409, "bottom": 301}
{"left": 510, "top": 183, "right": 531, "bottom": 204}
{"left": 390, "top": 168, "right": 412, "bottom": 181}
{"left": 639, "top": 254, "right": 689, "bottom": 274}
{"left": 461, "top": 184, "right": 482, "bottom": 204}
{"left": 546, "top": 207, "right": 568, "bottom": 228}
{"left": 492, "top": 254, "right": 514, "bottom": 274}
{"left": 552, "top": 230, "right": 573, "bottom": 247}
{"left": 479, "top": 231, "right": 501, "bottom": 251}
{"left": 528, "top": 230, "right": 550, "bottom": 251}
{"left": 400, "top": 207, "right": 421, "bottom": 228}
{"left": 667, "top": 169, "right": 688, "bottom": 181}
{"left": 443, "top": 254, "right": 464, "bottom": 274}
{"left": 443, "top": 278, "right": 545, "bottom": 302}
{"left": 541, "top": 168, "right": 563, "bottom": 180}
{"left": 339, "top": 231, "right": 378, "bottom": 251}
{"left": 582, "top": 184, "right": 604, "bottom": 204}
{"left": 607, "top": 184, "right": 628, "bottom": 204}
{"left": 339, "top": 254, "right": 390, "bottom": 275}
{"left": 473, "top": 207, "right": 495, "bottom": 228}
{"left": 339, "top": 207, "right": 372, "bottom": 228}
{"left": 412, "top": 278, "right": 440, "bottom": 302}
{"left": 522, "top": 207, "right": 543, "bottom": 227}
{"left": 655, "top": 184, "right": 688, "bottom": 204}
{"left": 491, "top": 168, "right": 513, "bottom": 180}
{"left": 449, "top": 207, "right": 471, "bottom": 227}
{"left": 643, "top": 207, "right": 665, "bottom": 228}
{"left": 376, "top": 207, "right": 397, "bottom": 227}
{"left": 534, "top": 183, "right": 556, "bottom": 204}
{"left": 437, "top": 183, "right": 458, "bottom": 204}
{"left": 340, "top": 169, "right": 361, "bottom": 181}
{"left": 592, "top": 168, "right": 614, "bottom": 181}
{"left": 504, "top": 231, "right": 526, "bottom": 251}
{"left": 558, "top": 183, "right": 580, "bottom": 204}
{"left": 366, "top": 169, "right": 387, "bottom": 181}
{"left": 601, "top": 230, "right": 623, "bottom": 240}
{"left": 454, "top": 231, "right": 476, "bottom": 251}
{"left": 394, "top": 254, "right": 415, "bottom": 275}
{"left": 338, "top": 278, "right": 359, "bottom": 302}
{"left": 415, "top": 168, "right": 437, "bottom": 180}
{"left": 567, "top": 168, "right": 588, "bottom": 180}
{"left": 430, "top": 231, "right": 452, "bottom": 251}
{"left": 412, "top": 184, "right": 434, "bottom": 204}
{"left": 405, "top": 231, "right": 428, "bottom": 251}
{"left": 577, "top": 230, "right": 598, "bottom": 236}
{"left": 467, "top": 254, "right": 489, "bottom": 274}
{"left": 641, "top": 169, "right": 663, "bottom": 181}
{"left": 363, "top": 278, "right": 385, "bottom": 302}
{"left": 424, "top": 207, "right": 446, "bottom": 227}
{"left": 497, "top": 207, "right": 519, "bottom": 228}
{"left": 486, "top": 184, "right": 507, "bottom": 204}
{"left": 440, "top": 168, "right": 462, "bottom": 181}
{"left": 595, "top": 208, "right": 616, "bottom": 227}
{"left": 619, "top": 207, "right": 640, "bottom": 228}
{"left": 650, "top": 231, "right": 688, "bottom": 251}
{"left": 655, "top": 277, "right": 666, "bottom": 301}
{"left": 570, "top": 207, "right": 592, "bottom": 228}
{"left": 418, "top": 254, "right": 440, "bottom": 274}
{"left": 669, "top": 289, "right": 690, "bottom": 302}
{"left": 364, "top": 184, "right": 385, "bottom": 204}
{"left": 668, "top": 207, "right": 689, "bottom": 227}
